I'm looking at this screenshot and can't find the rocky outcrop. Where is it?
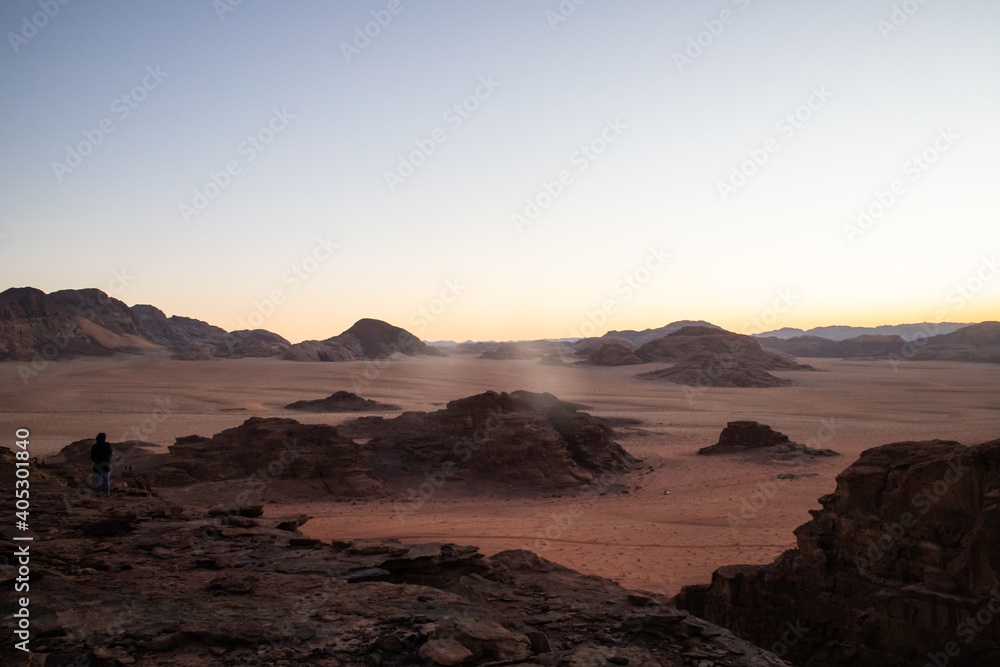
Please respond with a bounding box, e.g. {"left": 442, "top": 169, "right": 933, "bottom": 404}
{"left": 638, "top": 354, "right": 794, "bottom": 388}
{"left": 636, "top": 326, "right": 808, "bottom": 370}
{"left": 632, "top": 327, "right": 811, "bottom": 387}
{"left": 0, "top": 447, "right": 786, "bottom": 665}
{"left": 700, "top": 421, "right": 791, "bottom": 452}
{"left": 577, "top": 338, "right": 645, "bottom": 366}
{"left": 133, "top": 305, "right": 291, "bottom": 359}
{"left": 48, "top": 419, "right": 383, "bottom": 498}
{"left": 756, "top": 322, "right": 972, "bottom": 341}
{"left": 675, "top": 437, "right": 1000, "bottom": 666}
{"left": 340, "top": 390, "right": 638, "bottom": 492}
{"left": 164, "top": 418, "right": 383, "bottom": 496}
{"left": 283, "top": 318, "right": 444, "bottom": 362}
{"left": 284, "top": 390, "right": 401, "bottom": 412}
{"left": 698, "top": 420, "right": 839, "bottom": 460}
{"left": 45, "top": 391, "right": 636, "bottom": 498}
{"left": 758, "top": 334, "right": 906, "bottom": 360}
{"left": 281, "top": 338, "right": 358, "bottom": 361}
{"left": 0, "top": 286, "right": 155, "bottom": 361}
{"left": 603, "top": 320, "right": 725, "bottom": 346}
{"left": 909, "top": 322, "right": 1000, "bottom": 364}
{"left": 478, "top": 343, "right": 534, "bottom": 360}
{"left": 758, "top": 323, "right": 1000, "bottom": 364}
{"left": 0, "top": 287, "right": 293, "bottom": 362}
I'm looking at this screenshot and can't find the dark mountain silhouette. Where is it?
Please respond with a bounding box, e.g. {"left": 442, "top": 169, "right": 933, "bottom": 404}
{"left": 602, "top": 320, "right": 724, "bottom": 346}
{"left": 755, "top": 322, "right": 971, "bottom": 341}
{"left": 0, "top": 286, "right": 154, "bottom": 361}
{"left": 282, "top": 318, "right": 445, "bottom": 362}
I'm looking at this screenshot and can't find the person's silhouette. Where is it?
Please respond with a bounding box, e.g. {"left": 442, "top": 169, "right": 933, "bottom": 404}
{"left": 90, "top": 433, "right": 112, "bottom": 498}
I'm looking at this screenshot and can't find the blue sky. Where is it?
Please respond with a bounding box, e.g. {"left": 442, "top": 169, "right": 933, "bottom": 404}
{"left": 1, "top": 0, "right": 998, "bottom": 342}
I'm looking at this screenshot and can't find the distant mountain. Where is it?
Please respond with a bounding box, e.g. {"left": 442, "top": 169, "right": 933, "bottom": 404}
{"left": 424, "top": 340, "right": 458, "bottom": 347}
{"left": 910, "top": 321, "right": 1000, "bottom": 363}
{"left": 635, "top": 326, "right": 812, "bottom": 388}
{"left": 758, "top": 322, "right": 1000, "bottom": 364}
{"left": 0, "top": 287, "right": 156, "bottom": 362}
{"left": 282, "top": 318, "right": 445, "bottom": 362}
{"left": 755, "top": 322, "right": 972, "bottom": 342}
{"left": 602, "top": 320, "right": 724, "bottom": 346}
{"left": 0, "top": 287, "right": 431, "bottom": 364}
{"left": 131, "top": 305, "right": 290, "bottom": 360}
{"left": 759, "top": 334, "right": 906, "bottom": 359}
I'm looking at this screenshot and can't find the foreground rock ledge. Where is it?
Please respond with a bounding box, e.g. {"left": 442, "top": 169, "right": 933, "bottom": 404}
{"left": 0, "top": 450, "right": 783, "bottom": 666}
{"left": 675, "top": 437, "right": 1000, "bottom": 667}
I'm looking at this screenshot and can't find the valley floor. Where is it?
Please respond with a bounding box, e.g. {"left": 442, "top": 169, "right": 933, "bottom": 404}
{"left": 2, "top": 354, "right": 998, "bottom": 592}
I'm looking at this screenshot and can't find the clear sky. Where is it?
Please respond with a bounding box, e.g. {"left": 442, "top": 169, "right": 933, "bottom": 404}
{"left": 1, "top": 0, "right": 997, "bottom": 343}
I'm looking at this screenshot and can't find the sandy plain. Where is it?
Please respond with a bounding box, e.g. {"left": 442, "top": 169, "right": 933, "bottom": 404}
{"left": 2, "top": 353, "right": 998, "bottom": 594}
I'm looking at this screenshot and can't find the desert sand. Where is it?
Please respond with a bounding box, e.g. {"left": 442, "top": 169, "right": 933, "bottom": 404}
{"left": 2, "top": 354, "right": 997, "bottom": 594}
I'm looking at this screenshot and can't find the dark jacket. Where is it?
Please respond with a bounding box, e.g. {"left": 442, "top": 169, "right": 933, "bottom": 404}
{"left": 91, "top": 440, "right": 112, "bottom": 465}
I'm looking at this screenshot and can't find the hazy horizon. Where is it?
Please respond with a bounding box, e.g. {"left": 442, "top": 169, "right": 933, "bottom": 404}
{"left": 2, "top": 1, "right": 998, "bottom": 342}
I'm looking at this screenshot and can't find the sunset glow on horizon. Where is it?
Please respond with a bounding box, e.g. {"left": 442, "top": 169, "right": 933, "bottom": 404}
{"left": 2, "top": 1, "right": 997, "bottom": 344}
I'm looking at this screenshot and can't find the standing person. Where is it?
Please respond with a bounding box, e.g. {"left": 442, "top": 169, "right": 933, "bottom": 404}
{"left": 90, "top": 433, "right": 112, "bottom": 498}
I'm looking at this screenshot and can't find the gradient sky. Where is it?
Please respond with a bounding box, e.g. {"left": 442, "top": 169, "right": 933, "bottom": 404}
{"left": 1, "top": 0, "right": 998, "bottom": 343}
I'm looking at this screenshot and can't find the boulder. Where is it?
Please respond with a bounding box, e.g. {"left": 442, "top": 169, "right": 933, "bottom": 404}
{"left": 284, "top": 390, "right": 401, "bottom": 412}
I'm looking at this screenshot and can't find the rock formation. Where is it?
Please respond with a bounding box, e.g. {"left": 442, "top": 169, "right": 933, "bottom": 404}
{"left": 478, "top": 343, "right": 534, "bottom": 360}
{"left": 758, "top": 334, "right": 905, "bottom": 360}
{"left": 50, "top": 419, "right": 383, "bottom": 498}
{"left": 603, "top": 320, "right": 725, "bottom": 346}
{"left": 283, "top": 318, "right": 444, "bottom": 362}
{"left": 758, "top": 323, "right": 1000, "bottom": 364}
{"left": 698, "top": 421, "right": 838, "bottom": 460}
{"left": 755, "top": 322, "right": 972, "bottom": 341}
{"left": 909, "top": 321, "right": 1000, "bottom": 364}
{"left": 132, "top": 304, "right": 290, "bottom": 359}
{"left": 339, "top": 390, "right": 638, "bottom": 492}
{"left": 637, "top": 355, "right": 794, "bottom": 388}
{"left": 574, "top": 338, "right": 645, "bottom": 366}
{"left": 45, "top": 391, "right": 636, "bottom": 499}
{"left": 0, "top": 446, "right": 786, "bottom": 665}
{"left": 675, "top": 437, "right": 1000, "bottom": 666}
{"left": 0, "top": 286, "right": 155, "bottom": 361}
{"left": 632, "top": 327, "right": 812, "bottom": 388}
{"left": 636, "top": 327, "right": 807, "bottom": 370}
{"left": 284, "top": 390, "right": 401, "bottom": 412}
